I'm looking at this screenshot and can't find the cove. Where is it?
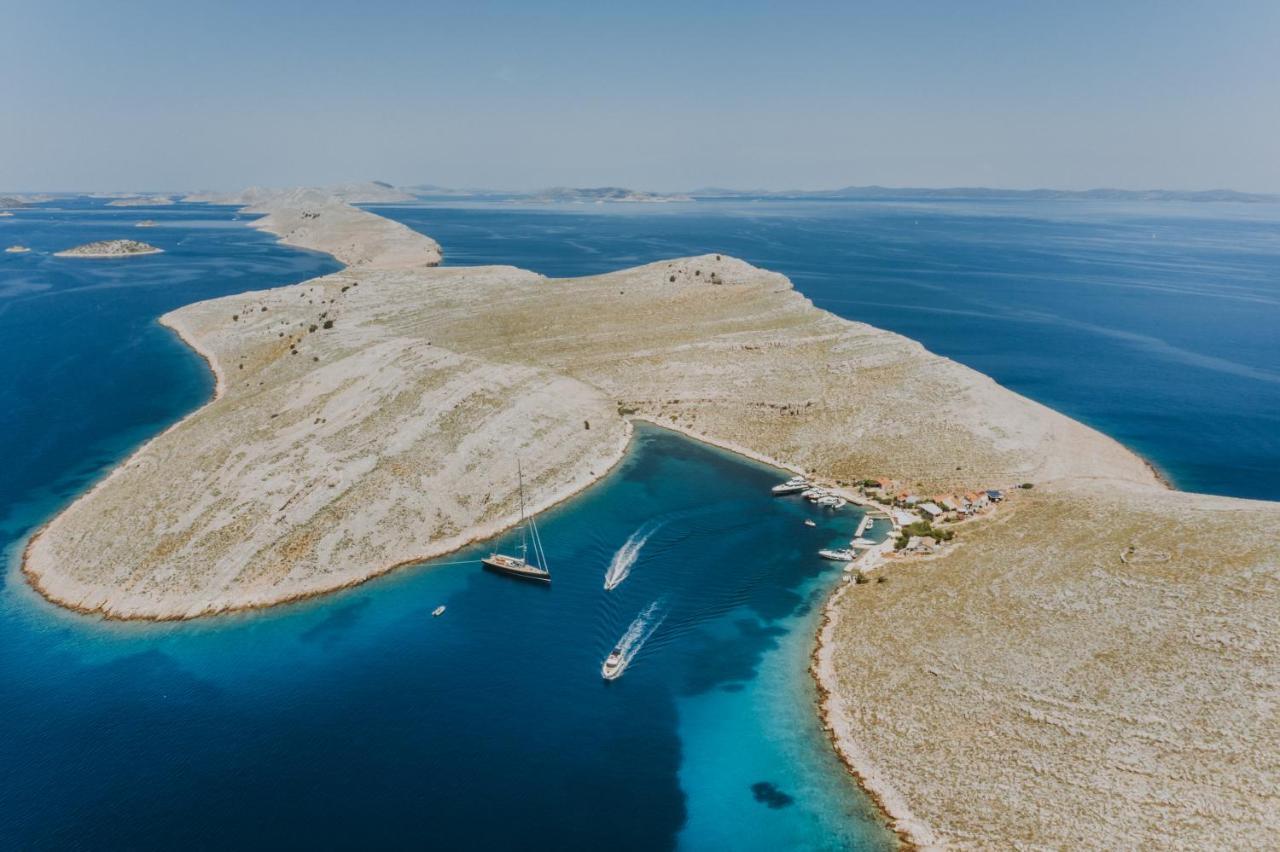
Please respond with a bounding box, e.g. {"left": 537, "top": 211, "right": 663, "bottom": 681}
{"left": 3, "top": 425, "right": 894, "bottom": 849}
{"left": 1, "top": 200, "right": 892, "bottom": 849}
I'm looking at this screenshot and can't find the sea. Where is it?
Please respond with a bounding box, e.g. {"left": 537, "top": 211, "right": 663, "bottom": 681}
{"left": 1, "top": 194, "right": 1277, "bottom": 849}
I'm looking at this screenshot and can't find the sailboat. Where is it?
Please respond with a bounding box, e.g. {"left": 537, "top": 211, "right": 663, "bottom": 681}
{"left": 481, "top": 461, "right": 551, "bottom": 583}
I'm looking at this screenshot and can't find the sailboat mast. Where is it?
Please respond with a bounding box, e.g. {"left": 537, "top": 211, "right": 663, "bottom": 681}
{"left": 518, "top": 459, "right": 528, "bottom": 561}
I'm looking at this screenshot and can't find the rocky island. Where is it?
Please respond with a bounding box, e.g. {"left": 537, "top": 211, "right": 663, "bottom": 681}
{"left": 106, "top": 195, "right": 174, "bottom": 206}
{"left": 22, "top": 194, "right": 1279, "bottom": 849}
{"left": 531, "top": 186, "right": 693, "bottom": 203}
{"left": 54, "top": 239, "right": 163, "bottom": 258}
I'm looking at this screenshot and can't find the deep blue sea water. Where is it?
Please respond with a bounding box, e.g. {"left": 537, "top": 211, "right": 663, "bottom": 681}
{"left": 0, "top": 200, "right": 892, "bottom": 849}
{"left": 371, "top": 198, "right": 1280, "bottom": 501}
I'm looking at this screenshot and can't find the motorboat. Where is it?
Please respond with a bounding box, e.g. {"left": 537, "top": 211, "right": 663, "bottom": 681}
{"left": 601, "top": 645, "right": 625, "bottom": 680}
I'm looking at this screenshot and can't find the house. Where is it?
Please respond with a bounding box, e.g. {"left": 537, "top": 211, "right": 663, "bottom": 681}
{"left": 938, "top": 497, "right": 959, "bottom": 513}
{"left": 918, "top": 502, "right": 944, "bottom": 520}
{"left": 904, "top": 535, "right": 937, "bottom": 553}
{"left": 892, "top": 509, "right": 919, "bottom": 527}
{"left": 903, "top": 494, "right": 921, "bottom": 506}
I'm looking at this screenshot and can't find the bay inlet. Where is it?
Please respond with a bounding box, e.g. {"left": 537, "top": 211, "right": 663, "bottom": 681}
{"left": 0, "top": 199, "right": 892, "bottom": 849}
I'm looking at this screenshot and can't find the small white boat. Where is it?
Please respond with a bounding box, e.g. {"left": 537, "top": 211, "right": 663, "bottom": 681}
{"left": 819, "top": 548, "right": 856, "bottom": 562}
{"left": 771, "top": 479, "right": 810, "bottom": 495}
{"left": 601, "top": 646, "right": 625, "bottom": 680}
{"left": 803, "top": 519, "right": 817, "bottom": 527}
{"left": 432, "top": 605, "right": 446, "bottom": 617}
{"left": 851, "top": 537, "right": 876, "bottom": 547}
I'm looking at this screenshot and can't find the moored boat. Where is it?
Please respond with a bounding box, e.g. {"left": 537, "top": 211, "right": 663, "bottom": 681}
{"left": 771, "top": 476, "right": 810, "bottom": 495}
{"left": 819, "top": 547, "right": 856, "bottom": 562}
{"left": 482, "top": 461, "right": 551, "bottom": 583}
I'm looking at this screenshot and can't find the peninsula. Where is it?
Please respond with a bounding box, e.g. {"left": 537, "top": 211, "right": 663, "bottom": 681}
{"left": 54, "top": 239, "right": 163, "bottom": 258}
{"left": 22, "top": 194, "right": 1279, "bottom": 848}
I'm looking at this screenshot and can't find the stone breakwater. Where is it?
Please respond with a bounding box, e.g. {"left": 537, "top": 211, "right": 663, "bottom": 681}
{"left": 21, "top": 196, "right": 1279, "bottom": 848}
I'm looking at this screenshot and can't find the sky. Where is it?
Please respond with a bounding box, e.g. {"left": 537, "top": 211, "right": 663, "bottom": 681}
{"left": 2, "top": 0, "right": 1278, "bottom": 193}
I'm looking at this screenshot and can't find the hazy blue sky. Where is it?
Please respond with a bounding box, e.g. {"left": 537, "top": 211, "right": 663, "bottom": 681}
{"left": 3, "top": 0, "right": 1278, "bottom": 192}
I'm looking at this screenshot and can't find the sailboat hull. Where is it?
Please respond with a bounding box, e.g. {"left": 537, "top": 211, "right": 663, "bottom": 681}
{"left": 482, "top": 554, "right": 552, "bottom": 583}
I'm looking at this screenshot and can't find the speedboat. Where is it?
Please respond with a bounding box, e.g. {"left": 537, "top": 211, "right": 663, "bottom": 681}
{"left": 803, "top": 519, "right": 817, "bottom": 527}
{"left": 819, "top": 548, "right": 856, "bottom": 562}
{"left": 601, "top": 646, "right": 625, "bottom": 680}
{"left": 432, "top": 605, "right": 446, "bottom": 617}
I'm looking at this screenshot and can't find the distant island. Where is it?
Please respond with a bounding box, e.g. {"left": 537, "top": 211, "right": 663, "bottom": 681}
{"left": 54, "top": 239, "right": 163, "bottom": 258}
{"left": 0, "top": 193, "right": 55, "bottom": 208}
{"left": 106, "top": 195, "right": 175, "bottom": 207}
{"left": 393, "top": 182, "right": 1277, "bottom": 204}
{"left": 184, "top": 180, "right": 415, "bottom": 206}
{"left": 530, "top": 186, "right": 693, "bottom": 203}
{"left": 136, "top": 220, "right": 157, "bottom": 228}
{"left": 160, "top": 180, "right": 1278, "bottom": 207}
{"left": 687, "top": 185, "right": 1279, "bottom": 203}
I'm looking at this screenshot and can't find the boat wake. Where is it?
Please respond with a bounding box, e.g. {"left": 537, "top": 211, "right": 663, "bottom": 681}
{"left": 603, "top": 521, "right": 663, "bottom": 591}
{"left": 604, "top": 600, "right": 667, "bottom": 680}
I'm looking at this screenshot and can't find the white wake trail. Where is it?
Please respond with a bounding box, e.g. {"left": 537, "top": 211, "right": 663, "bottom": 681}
{"left": 608, "top": 600, "right": 667, "bottom": 679}
{"left": 603, "top": 521, "right": 663, "bottom": 591}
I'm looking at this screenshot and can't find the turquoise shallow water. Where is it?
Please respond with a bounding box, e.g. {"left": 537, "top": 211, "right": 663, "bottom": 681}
{"left": 0, "top": 200, "right": 892, "bottom": 849}
{"left": 371, "top": 197, "right": 1280, "bottom": 500}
